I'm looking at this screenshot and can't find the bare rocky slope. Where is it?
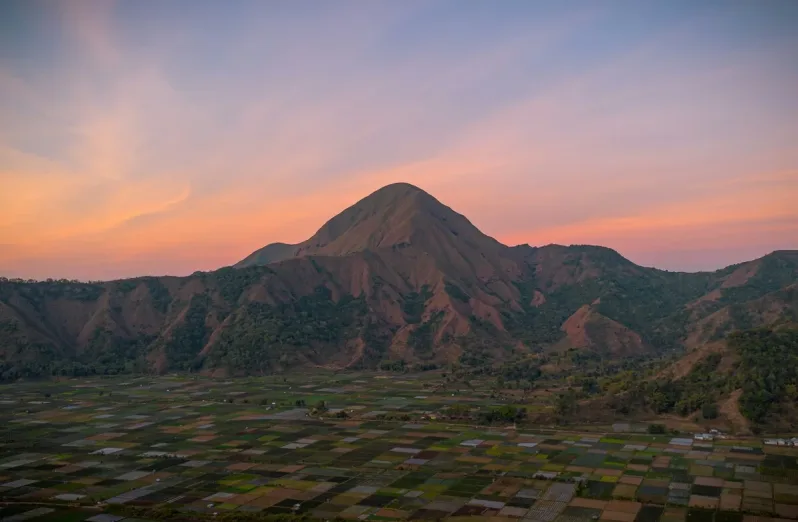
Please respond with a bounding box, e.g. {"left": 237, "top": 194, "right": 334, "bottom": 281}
{"left": 1, "top": 183, "right": 796, "bottom": 378}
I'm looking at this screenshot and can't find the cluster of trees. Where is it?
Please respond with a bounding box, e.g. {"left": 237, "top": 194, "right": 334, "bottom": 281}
{"left": 457, "top": 341, "right": 495, "bottom": 367}
{"left": 0, "top": 277, "right": 92, "bottom": 284}
{"left": 504, "top": 279, "right": 601, "bottom": 348}
{"left": 310, "top": 400, "right": 328, "bottom": 414}
{"left": 208, "top": 287, "right": 371, "bottom": 373}
{"left": 576, "top": 376, "right": 601, "bottom": 395}
{"left": 477, "top": 404, "right": 527, "bottom": 424}
{"left": 402, "top": 285, "right": 433, "bottom": 324}
{"left": 375, "top": 412, "right": 412, "bottom": 421}
{"left": 647, "top": 423, "right": 667, "bottom": 434}
{"left": 378, "top": 360, "right": 440, "bottom": 372}
{"left": 457, "top": 318, "right": 514, "bottom": 368}
{"left": 443, "top": 404, "right": 472, "bottom": 419}
{"left": 565, "top": 349, "right": 604, "bottom": 368}
{"left": 82, "top": 328, "right": 151, "bottom": 374}
{"left": 211, "top": 266, "right": 272, "bottom": 303}
{"left": 407, "top": 311, "right": 444, "bottom": 359}
{"left": 145, "top": 278, "right": 173, "bottom": 313}
{"left": 555, "top": 389, "right": 579, "bottom": 416}
{"left": 438, "top": 403, "right": 526, "bottom": 425}
{"left": 161, "top": 294, "right": 211, "bottom": 371}
{"left": 115, "top": 278, "right": 171, "bottom": 312}
{"left": 0, "top": 278, "right": 104, "bottom": 302}
{"left": 641, "top": 352, "right": 726, "bottom": 416}
{"left": 444, "top": 282, "right": 470, "bottom": 303}
{"left": 496, "top": 358, "right": 542, "bottom": 382}
{"left": 591, "top": 271, "right": 715, "bottom": 349}
{"left": 732, "top": 328, "right": 798, "bottom": 424}
{"left": 718, "top": 254, "right": 798, "bottom": 304}
{"left": 0, "top": 357, "right": 142, "bottom": 382}
{"left": 603, "top": 327, "right": 798, "bottom": 427}
{"left": 0, "top": 319, "right": 131, "bottom": 381}
{"left": 379, "top": 360, "right": 407, "bottom": 372}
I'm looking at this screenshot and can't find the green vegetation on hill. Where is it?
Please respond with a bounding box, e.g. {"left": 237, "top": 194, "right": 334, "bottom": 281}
{"left": 0, "top": 277, "right": 104, "bottom": 302}
{"left": 731, "top": 327, "right": 798, "bottom": 424}
{"left": 162, "top": 294, "right": 212, "bottom": 371}
{"left": 145, "top": 277, "right": 173, "bottom": 312}
{"left": 408, "top": 310, "right": 445, "bottom": 359}
{"left": 402, "top": 284, "right": 432, "bottom": 324}
{"left": 504, "top": 278, "right": 602, "bottom": 347}
{"left": 720, "top": 253, "right": 798, "bottom": 303}
{"left": 83, "top": 328, "right": 151, "bottom": 374}
{"left": 640, "top": 352, "right": 728, "bottom": 416}
{"left": 0, "top": 318, "right": 151, "bottom": 380}
{"left": 211, "top": 266, "right": 272, "bottom": 303}
{"left": 444, "top": 281, "right": 470, "bottom": 303}
{"left": 208, "top": 286, "right": 371, "bottom": 373}
{"left": 0, "top": 318, "right": 63, "bottom": 380}
{"left": 592, "top": 271, "right": 715, "bottom": 348}
{"left": 501, "top": 248, "right": 725, "bottom": 354}
{"left": 610, "top": 326, "right": 798, "bottom": 427}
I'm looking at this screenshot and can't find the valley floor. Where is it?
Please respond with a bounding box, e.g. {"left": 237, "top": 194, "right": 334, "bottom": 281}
{"left": 0, "top": 373, "right": 797, "bottom": 521}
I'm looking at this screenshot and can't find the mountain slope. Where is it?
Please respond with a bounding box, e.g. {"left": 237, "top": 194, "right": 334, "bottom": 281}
{"left": 558, "top": 304, "right": 650, "bottom": 357}
{"left": 1, "top": 183, "right": 796, "bottom": 380}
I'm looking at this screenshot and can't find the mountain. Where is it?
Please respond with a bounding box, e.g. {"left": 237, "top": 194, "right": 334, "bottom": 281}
{"left": 1, "top": 183, "right": 796, "bottom": 381}
{"left": 236, "top": 183, "right": 511, "bottom": 276}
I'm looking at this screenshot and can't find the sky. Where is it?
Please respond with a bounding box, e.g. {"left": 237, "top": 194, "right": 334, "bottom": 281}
{"left": 1, "top": 0, "right": 797, "bottom": 280}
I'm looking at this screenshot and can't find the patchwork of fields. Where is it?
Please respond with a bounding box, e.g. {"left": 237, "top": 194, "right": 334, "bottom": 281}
{"left": 1, "top": 373, "right": 797, "bottom": 522}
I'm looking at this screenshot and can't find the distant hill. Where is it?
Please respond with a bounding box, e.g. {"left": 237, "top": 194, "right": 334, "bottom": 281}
{"left": 1, "top": 183, "right": 796, "bottom": 380}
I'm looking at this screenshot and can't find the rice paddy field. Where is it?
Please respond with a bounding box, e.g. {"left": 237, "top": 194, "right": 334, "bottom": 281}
{"left": 1, "top": 372, "right": 797, "bottom": 522}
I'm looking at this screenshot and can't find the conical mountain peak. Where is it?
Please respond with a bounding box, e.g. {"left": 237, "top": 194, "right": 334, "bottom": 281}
{"left": 236, "top": 182, "right": 504, "bottom": 267}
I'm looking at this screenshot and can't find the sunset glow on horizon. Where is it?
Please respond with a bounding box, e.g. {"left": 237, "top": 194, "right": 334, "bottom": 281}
{"left": 1, "top": 1, "right": 797, "bottom": 280}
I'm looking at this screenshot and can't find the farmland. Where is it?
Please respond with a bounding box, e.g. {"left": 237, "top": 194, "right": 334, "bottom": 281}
{"left": 1, "top": 373, "right": 797, "bottom": 522}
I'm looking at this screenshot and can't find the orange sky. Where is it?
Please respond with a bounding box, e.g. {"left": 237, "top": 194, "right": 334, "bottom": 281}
{"left": 1, "top": 1, "right": 797, "bottom": 279}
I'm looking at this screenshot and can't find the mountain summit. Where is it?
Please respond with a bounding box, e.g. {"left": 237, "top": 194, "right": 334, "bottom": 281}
{"left": 236, "top": 183, "right": 505, "bottom": 267}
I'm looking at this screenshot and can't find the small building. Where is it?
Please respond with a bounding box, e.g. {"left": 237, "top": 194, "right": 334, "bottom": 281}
{"left": 694, "top": 433, "right": 713, "bottom": 441}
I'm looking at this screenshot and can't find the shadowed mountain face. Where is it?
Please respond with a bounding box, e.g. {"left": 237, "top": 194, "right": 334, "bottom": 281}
{"left": 1, "top": 183, "right": 796, "bottom": 379}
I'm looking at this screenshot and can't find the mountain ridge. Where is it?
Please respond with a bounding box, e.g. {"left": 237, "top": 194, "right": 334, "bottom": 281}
{"left": 1, "top": 183, "right": 796, "bottom": 380}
